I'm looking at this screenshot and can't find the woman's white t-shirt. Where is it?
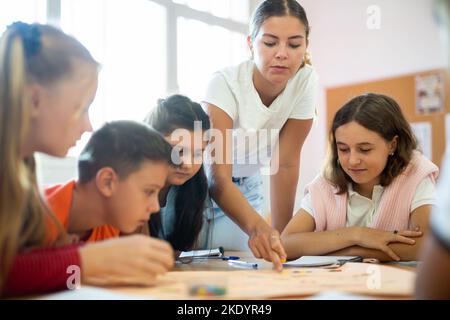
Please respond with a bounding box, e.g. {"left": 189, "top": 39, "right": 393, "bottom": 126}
{"left": 203, "top": 60, "right": 318, "bottom": 177}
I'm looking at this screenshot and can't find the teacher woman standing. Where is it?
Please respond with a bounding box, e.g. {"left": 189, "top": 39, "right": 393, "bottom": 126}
{"left": 201, "top": 0, "right": 318, "bottom": 271}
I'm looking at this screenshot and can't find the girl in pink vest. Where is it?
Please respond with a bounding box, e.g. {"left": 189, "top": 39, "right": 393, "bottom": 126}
{"left": 281, "top": 93, "right": 439, "bottom": 262}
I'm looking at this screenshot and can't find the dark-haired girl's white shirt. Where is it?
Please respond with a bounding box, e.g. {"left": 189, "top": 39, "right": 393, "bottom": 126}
{"left": 203, "top": 59, "right": 318, "bottom": 177}
{"left": 158, "top": 186, "right": 178, "bottom": 240}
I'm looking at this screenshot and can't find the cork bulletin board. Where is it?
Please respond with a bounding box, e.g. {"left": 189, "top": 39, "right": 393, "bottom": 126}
{"left": 326, "top": 69, "right": 450, "bottom": 167}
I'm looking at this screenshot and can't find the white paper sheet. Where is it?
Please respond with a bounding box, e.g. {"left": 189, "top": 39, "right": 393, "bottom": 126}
{"left": 283, "top": 256, "right": 361, "bottom": 267}
{"left": 411, "top": 122, "right": 432, "bottom": 160}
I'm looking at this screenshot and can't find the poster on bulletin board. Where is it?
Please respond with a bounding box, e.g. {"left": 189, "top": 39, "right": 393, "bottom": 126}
{"left": 446, "top": 114, "right": 450, "bottom": 151}
{"left": 327, "top": 68, "right": 449, "bottom": 167}
{"left": 411, "top": 122, "right": 432, "bottom": 160}
{"left": 415, "top": 72, "right": 445, "bottom": 115}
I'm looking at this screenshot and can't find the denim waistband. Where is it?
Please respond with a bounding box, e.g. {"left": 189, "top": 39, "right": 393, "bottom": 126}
{"left": 231, "top": 177, "right": 248, "bottom": 184}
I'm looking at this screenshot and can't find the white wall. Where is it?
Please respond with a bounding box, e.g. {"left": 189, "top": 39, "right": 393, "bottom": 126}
{"left": 301, "top": 0, "right": 446, "bottom": 87}
{"left": 36, "top": 153, "right": 78, "bottom": 186}
{"left": 288, "top": 0, "right": 448, "bottom": 213}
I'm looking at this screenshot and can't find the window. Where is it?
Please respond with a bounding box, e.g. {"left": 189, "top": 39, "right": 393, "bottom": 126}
{"left": 61, "top": 0, "right": 166, "bottom": 124}
{"left": 173, "top": 0, "right": 249, "bottom": 23}
{"left": 60, "top": 0, "right": 167, "bottom": 155}
{"left": 177, "top": 18, "right": 248, "bottom": 101}
{"left": 58, "top": 0, "right": 250, "bottom": 155}
{"left": 0, "top": 0, "right": 47, "bottom": 33}
{"left": 1, "top": 0, "right": 251, "bottom": 183}
{"left": 171, "top": 0, "right": 250, "bottom": 101}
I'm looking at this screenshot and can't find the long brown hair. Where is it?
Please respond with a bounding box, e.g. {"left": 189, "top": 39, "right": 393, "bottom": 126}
{"left": 0, "top": 22, "right": 98, "bottom": 293}
{"left": 144, "top": 95, "right": 210, "bottom": 251}
{"left": 323, "top": 93, "right": 418, "bottom": 194}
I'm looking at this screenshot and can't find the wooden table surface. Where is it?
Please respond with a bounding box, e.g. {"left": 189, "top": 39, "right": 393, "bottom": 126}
{"left": 33, "top": 251, "right": 418, "bottom": 300}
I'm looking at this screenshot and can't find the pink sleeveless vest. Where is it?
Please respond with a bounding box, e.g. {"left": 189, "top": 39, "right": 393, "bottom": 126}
{"left": 305, "top": 151, "right": 439, "bottom": 232}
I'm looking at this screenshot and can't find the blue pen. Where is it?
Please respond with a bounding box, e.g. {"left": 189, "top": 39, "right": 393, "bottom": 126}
{"left": 222, "top": 256, "right": 240, "bottom": 261}
{"left": 190, "top": 255, "right": 240, "bottom": 260}
{"left": 228, "top": 260, "right": 258, "bottom": 269}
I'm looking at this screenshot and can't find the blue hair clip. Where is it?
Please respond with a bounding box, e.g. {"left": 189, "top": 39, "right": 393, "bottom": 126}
{"left": 7, "top": 21, "right": 41, "bottom": 57}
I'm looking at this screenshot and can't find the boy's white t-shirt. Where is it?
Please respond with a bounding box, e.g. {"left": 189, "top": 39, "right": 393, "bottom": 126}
{"left": 203, "top": 60, "right": 318, "bottom": 177}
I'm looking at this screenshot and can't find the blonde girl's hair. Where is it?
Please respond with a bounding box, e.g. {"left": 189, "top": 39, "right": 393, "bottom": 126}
{"left": 0, "top": 22, "right": 99, "bottom": 294}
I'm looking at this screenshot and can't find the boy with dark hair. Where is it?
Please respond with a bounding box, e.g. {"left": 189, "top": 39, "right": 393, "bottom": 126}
{"left": 46, "top": 120, "right": 174, "bottom": 242}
